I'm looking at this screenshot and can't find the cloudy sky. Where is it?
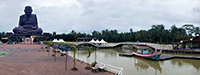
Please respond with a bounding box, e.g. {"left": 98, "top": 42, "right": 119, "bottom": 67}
{"left": 0, "top": 0, "right": 199, "bottom": 34}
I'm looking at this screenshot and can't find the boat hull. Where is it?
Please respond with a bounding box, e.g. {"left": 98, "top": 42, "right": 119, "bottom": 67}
{"left": 132, "top": 52, "right": 161, "bottom": 60}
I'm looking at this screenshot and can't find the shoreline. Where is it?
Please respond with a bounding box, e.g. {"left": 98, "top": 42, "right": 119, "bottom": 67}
{"left": 0, "top": 44, "right": 114, "bottom": 75}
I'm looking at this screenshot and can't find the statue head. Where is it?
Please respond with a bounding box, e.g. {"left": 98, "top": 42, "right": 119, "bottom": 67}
{"left": 24, "top": 6, "right": 33, "bottom": 17}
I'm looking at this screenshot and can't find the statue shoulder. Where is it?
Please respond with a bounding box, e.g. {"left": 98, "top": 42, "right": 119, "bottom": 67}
{"left": 19, "top": 14, "right": 37, "bottom": 18}
{"left": 19, "top": 14, "right": 26, "bottom": 18}
{"left": 31, "top": 14, "right": 37, "bottom": 18}
{"left": 32, "top": 14, "right": 36, "bottom": 16}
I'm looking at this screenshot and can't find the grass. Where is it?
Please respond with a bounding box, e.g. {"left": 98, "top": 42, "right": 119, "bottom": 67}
{"left": 0, "top": 53, "right": 8, "bottom": 56}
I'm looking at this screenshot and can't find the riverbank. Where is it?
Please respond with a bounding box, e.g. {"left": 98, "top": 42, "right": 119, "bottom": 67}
{"left": 0, "top": 44, "right": 114, "bottom": 75}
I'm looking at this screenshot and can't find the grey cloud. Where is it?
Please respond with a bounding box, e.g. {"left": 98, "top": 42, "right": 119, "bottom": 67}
{"left": 0, "top": 0, "right": 199, "bottom": 33}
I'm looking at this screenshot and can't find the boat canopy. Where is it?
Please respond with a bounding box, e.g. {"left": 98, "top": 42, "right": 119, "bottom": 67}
{"left": 135, "top": 46, "right": 149, "bottom": 49}
{"left": 136, "top": 46, "right": 149, "bottom": 54}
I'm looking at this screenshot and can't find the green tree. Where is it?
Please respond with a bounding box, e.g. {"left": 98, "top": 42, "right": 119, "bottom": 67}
{"left": 151, "top": 24, "right": 165, "bottom": 43}
{"left": 194, "top": 27, "right": 200, "bottom": 35}
{"left": 182, "top": 24, "right": 194, "bottom": 36}
{"left": 171, "top": 25, "right": 178, "bottom": 42}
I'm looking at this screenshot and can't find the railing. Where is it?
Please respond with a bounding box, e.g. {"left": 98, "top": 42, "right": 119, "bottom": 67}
{"left": 73, "top": 41, "right": 173, "bottom": 50}
{"left": 96, "top": 61, "right": 123, "bottom": 75}
{"left": 140, "top": 42, "right": 173, "bottom": 50}
{"left": 119, "top": 42, "right": 173, "bottom": 50}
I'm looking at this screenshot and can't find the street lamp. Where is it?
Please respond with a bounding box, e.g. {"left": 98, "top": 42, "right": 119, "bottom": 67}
{"left": 196, "top": 34, "right": 199, "bottom": 36}
{"left": 180, "top": 40, "right": 183, "bottom": 43}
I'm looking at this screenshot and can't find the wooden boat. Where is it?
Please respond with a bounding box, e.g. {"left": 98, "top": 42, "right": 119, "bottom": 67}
{"left": 132, "top": 46, "right": 162, "bottom": 61}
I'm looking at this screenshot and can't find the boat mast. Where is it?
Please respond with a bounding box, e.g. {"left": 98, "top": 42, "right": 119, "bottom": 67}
{"left": 155, "top": 43, "right": 157, "bottom": 52}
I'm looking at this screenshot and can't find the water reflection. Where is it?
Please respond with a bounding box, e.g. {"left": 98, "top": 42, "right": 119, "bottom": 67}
{"left": 171, "top": 59, "right": 200, "bottom": 70}
{"left": 133, "top": 57, "right": 162, "bottom": 73}
{"left": 68, "top": 49, "right": 200, "bottom": 75}
{"left": 78, "top": 50, "right": 95, "bottom": 55}
{"left": 77, "top": 49, "right": 121, "bottom": 57}
{"left": 94, "top": 49, "right": 133, "bottom": 58}
{"left": 164, "top": 52, "right": 200, "bottom": 71}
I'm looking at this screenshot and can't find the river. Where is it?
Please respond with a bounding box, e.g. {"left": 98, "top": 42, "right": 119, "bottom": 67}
{"left": 68, "top": 49, "right": 200, "bottom": 75}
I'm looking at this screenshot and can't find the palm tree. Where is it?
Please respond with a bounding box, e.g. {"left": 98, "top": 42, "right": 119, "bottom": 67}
{"left": 71, "top": 46, "right": 78, "bottom": 71}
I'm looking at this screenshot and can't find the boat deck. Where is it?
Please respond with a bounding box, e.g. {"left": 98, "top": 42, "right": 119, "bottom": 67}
{"left": 119, "top": 53, "right": 200, "bottom": 61}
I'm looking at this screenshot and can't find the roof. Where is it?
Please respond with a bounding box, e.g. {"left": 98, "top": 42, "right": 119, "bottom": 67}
{"left": 183, "top": 36, "right": 200, "bottom": 43}
{"left": 58, "top": 39, "right": 65, "bottom": 42}
{"left": 89, "top": 39, "right": 95, "bottom": 43}
{"left": 135, "top": 46, "right": 149, "bottom": 49}
{"left": 95, "top": 39, "right": 100, "bottom": 43}
{"left": 52, "top": 39, "right": 58, "bottom": 42}
{"left": 171, "top": 35, "right": 200, "bottom": 44}
{"left": 52, "top": 39, "right": 65, "bottom": 42}
{"left": 99, "top": 39, "right": 107, "bottom": 43}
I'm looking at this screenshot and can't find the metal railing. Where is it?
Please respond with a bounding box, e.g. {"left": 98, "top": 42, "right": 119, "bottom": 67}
{"left": 96, "top": 61, "right": 123, "bottom": 75}
{"left": 119, "top": 42, "right": 173, "bottom": 50}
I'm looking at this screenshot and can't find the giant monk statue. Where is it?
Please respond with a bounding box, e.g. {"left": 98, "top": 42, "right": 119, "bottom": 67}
{"left": 13, "top": 6, "right": 43, "bottom": 35}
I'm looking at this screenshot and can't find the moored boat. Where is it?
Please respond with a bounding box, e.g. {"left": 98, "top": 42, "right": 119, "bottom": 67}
{"left": 132, "top": 46, "right": 162, "bottom": 61}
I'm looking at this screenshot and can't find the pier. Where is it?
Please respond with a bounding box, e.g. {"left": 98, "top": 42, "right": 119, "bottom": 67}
{"left": 119, "top": 53, "right": 200, "bottom": 61}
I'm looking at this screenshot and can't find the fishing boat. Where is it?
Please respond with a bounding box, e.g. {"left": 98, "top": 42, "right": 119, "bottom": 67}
{"left": 132, "top": 46, "right": 162, "bottom": 61}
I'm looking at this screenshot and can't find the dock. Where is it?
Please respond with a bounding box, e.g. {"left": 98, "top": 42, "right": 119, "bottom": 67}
{"left": 119, "top": 53, "right": 200, "bottom": 61}
{"left": 162, "top": 49, "right": 200, "bottom": 54}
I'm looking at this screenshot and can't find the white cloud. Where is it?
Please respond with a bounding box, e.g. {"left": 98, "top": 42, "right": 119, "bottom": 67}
{"left": 0, "top": 0, "right": 199, "bottom": 33}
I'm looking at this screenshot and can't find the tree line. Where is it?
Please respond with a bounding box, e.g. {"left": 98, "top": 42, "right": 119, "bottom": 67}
{"left": 1, "top": 24, "right": 199, "bottom": 44}
{"left": 54, "top": 24, "right": 199, "bottom": 44}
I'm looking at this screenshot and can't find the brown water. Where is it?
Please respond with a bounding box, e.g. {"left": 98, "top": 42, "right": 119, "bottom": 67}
{"left": 68, "top": 49, "right": 200, "bottom": 75}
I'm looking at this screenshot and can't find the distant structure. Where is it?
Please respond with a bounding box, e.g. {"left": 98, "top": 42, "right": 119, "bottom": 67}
{"left": 53, "top": 31, "right": 56, "bottom": 36}
{"left": 1, "top": 33, "right": 8, "bottom": 45}
{"left": 181, "top": 34, "right": 200, "bottom": 49}
{"left": 172, "top": 34, "right": 200, "bottom": 49}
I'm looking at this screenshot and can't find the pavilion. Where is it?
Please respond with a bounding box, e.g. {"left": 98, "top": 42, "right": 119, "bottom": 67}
{"left": 183, "top": 34, "right": 200, "bottom": 49}
{"left": 177, "top": 34, "right": 200, "bottom": 50}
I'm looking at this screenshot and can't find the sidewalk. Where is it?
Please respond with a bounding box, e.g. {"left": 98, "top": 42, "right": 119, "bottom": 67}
{"left": 0, "top": 44, "right": 114, "bottom": 75}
